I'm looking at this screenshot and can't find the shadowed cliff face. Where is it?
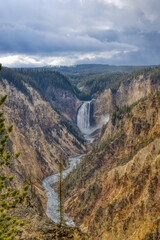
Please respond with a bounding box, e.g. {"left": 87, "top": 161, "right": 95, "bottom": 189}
{"left": 0, "top": 78, "right": 86, "bottom": 214}
{"left": 65, "top": 93, "right": 160, "bottom": 240}
{"left": 45, "top": 85, "right": 81, "bottom": 122}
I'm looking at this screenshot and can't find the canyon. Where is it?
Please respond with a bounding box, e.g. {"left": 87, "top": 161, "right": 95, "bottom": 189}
{"left": 65, "top": 67, "right": 160, "bottom": 239}
{"left": 0, "top": 66, "right": 160, "bottom": 239}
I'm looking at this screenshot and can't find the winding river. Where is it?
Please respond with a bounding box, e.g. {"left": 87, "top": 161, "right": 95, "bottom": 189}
{"left": 42, "top": 101, "right": 109, "bottom": 225}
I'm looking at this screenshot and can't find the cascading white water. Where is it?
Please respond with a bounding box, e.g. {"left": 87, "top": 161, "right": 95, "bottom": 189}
{"left": 77, "top": 101, "right": 91, "bottom": 134}
{"left": 77, "top": 101, "right": 110, "bottom": 142}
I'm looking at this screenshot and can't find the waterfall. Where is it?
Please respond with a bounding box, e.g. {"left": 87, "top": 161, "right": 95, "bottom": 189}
{"left": 43, "top": 102, "right": 110, "bottom": 224}
{"left": 77, "top": 101, "right": 91, "bottom": 134}
{"left": 77, "top": 101, "right": 110, "bottom": 143}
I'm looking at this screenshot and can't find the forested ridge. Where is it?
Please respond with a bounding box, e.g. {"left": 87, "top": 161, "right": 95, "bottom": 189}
{"left": 0, "top": 68, "right": 78, "bottom": 100}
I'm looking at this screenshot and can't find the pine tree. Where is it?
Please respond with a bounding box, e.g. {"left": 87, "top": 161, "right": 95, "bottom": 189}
{"left": 0, "top": 64, "right": 28, "bottom": 240}
{"left": 57, "top": 156, "right": 66, "bottom": 227}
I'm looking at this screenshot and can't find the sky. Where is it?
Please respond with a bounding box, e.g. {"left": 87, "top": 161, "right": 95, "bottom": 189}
{"left": 0, "top": 0, "right": 160, "bottom": 67}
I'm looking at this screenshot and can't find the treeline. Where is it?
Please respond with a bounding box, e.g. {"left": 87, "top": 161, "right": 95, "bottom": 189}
{"left": 150, "top": 65, "right": 160, "bottom": 84}
{"left": 0, "top": 68, "right": 33, "bottom": 101}
{"left": 77, "top": 65, "right": 160, "bottom": 98}
{"left": 48, "top": 64, "right": 147, "bottom": 75}
{"left": 15, "top": 68, "right": 91, "bottom": 100}
{"left": 15, "top": 68, "right": 77, "bottom": 97}
{"left": 0, "top": 67, "right": 90, "bottom": 100}
{"left": 73, "top": 72, "right": 128, "bottom": 97}
{"left": 129, "top": 65, "right": 160, "bottom": 83}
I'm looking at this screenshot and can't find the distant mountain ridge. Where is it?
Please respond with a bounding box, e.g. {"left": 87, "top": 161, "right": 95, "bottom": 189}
{"left": 41, "top": 64, "right": 151, "bottom": 75}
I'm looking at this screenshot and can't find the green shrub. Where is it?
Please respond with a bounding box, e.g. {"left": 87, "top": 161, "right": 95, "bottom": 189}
{"left": 0, "top": 95, "right": 28, "bottom": 239}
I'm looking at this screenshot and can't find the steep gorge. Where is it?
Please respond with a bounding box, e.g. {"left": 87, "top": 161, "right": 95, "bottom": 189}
{"left": 0, "top": 69, "right": 86, "bottom": 217}
{"left": 1, "top": 66, "right": 160, "bottom": 239}
{"left": 65, "top": 91, "right": 160, "bottom": 239}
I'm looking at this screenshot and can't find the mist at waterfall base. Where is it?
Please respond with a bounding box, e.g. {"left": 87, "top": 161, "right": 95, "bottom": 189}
{"left": 42, "top": 155, "right": 82, "bottom": 226}
{"left": 77, "top": 101, "right": 109, "bottom": 142}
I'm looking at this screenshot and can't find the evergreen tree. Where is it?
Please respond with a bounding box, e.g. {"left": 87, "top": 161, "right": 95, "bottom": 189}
{"left": 57, "top": 156, "right": 66, "bottom": 227}
{"left": 0, "top": 64, "right": 28, "bottom": 240}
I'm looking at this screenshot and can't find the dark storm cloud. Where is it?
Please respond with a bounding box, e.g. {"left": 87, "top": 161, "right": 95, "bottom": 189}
{"left": 0, "top": 0, "right": 160, "bottom": 66}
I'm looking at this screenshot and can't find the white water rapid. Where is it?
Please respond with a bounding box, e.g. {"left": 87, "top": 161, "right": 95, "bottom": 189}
{"left": 42, "top": 155, "right": 82, "bottom": 226}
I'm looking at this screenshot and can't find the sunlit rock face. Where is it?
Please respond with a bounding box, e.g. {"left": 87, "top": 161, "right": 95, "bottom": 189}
{"left": 92, "top": 88, "right": 114, "bottom": 125}
{"left": 65, "top": 92, "right": 160, "bottom": 240}
{"left": 92, "top": 73, "right": 160, "bottom": 125}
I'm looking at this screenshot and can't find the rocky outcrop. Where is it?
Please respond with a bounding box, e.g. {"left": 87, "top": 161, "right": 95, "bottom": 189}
{"left": 92, "top": 88, "right": 114, "bottom": 125}
{"left": 11, "top": 203, "right": 90, "bottom": 240}
{"left": 65, "top": 93, "right": 160, "bottom": 239}
{"left": 115, "top": 74, "right": 152, "bottom": 106}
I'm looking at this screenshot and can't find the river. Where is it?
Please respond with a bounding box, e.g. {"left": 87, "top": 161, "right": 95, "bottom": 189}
{"left": 42, "top": 101, "right": 109, "bottom": 225}
{"left": 42, "top": 154, "right": 83, "bottom": 226}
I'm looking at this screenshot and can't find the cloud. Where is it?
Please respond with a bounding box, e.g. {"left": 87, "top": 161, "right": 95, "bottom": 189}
{"left": 0, "top": 0, "right": 160, "bottom": 66}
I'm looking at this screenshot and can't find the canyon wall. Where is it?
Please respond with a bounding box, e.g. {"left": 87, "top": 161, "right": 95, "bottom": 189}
{"left": 45, "top": 85, "right": 81, "bottom": 122}
{"left": 93, "top": 71, "right": 160, "bottom": 125}
{"left": 65, "top": 92, "right": 160, "bottom": 240}
{"left": 0, "top": 77, "right": 86, "bottom": 214}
